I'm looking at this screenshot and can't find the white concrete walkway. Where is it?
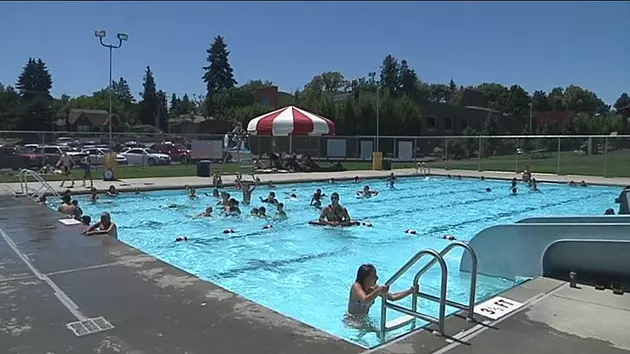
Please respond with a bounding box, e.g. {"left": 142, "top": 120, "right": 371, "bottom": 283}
{"left": 2, "top": 168, "right": 629, "bottom": 196}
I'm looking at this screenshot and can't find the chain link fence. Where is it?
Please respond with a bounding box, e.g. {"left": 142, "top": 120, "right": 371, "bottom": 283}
{"left": 1, "top": 131, "right": 629, "bottom": 180}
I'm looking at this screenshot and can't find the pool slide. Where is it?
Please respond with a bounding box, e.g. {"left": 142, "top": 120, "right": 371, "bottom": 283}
{"left": 517, "top": 215, "right": 630, "bottom": 224}
{"left": 460, "top": 222, "right": 630, "bottom": 279}
{"left": 541, "top": 239, "right": 630, "bottom": 279}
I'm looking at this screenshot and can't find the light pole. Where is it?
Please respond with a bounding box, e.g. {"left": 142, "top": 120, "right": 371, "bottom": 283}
{"left": 94, "top": 30, "right": 128, "bottom": 147}
{"left": 370, "top": 72, "right": 381, "bottom": 152}
{"left": 528, "top": 102, "right": 533, "bottom": 134}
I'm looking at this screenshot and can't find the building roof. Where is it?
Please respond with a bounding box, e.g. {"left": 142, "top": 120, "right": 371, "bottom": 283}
{"left": 458, "top": 89, "right": 489, "bottom": 108}
{"left": 68, "top": 109, "right": 115, "bottom": 126}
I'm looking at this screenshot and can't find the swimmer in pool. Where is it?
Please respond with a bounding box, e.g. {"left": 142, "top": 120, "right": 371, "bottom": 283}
{"left": 240, "top": 180, "right": 257, "bottom": 205}
{"left": 346, "top": 264, "right": 416, "bottom": 318}
{"left": 251, "top": 207, "right": 259, "bottom": 216}
{"left": 511, "top": 178, "right": 517, "bottom": 189}
{"left": 107, "top": 185, "right": 119, "bottom": 197}
{"left": 226, "top": 198, "right": 241, "bottom": 215}
{"left": 386, "top": 173, "right": 396, "bottom": 188}
{"left": 275, "top": 203, "right": 287, "bottom": 219}
{"left": 529, "top": 178, "right": 540, "bottom": 192}
{"left": 189, "top": 186, "right": 198, "bottom": 199}
{"left": 319, "top": 192, "right": 351, "bottom": 225}
{"left": 580, "top": 180, "right": 587, "bottom": 187}
{"left": 310, "top": 189, "right": 324, "bottom": 208}
{"left": 510, "top": 187, "right": 517, "bottom": 196}
{"left": 260, "top": 191, "right": 278, "bottom": 206}
{"left": 257, "top": 206, "right": 267, "bottom": 218}
{"left": 329, "top": 178, "right": 336, "bottom": 184}
{"left": 357, "top": 186, "right": 378, "bottom": 198}
{"left": 198, "top": 206, "right": 213, "bottom": 217}
{"left": 83, "top": 212, "right": 118, "bottom": 239}
{"left": 89, "top": 187, "right": 99, "bottom": 202}
{"left": 353, "top": 176, "right": 361, "bottom": 183}
{"left": 212, "top": 173, "right": 223, "bottom": 188}
{"left": 568, "top": 180, "right": 577, "bottom": 186}
{"left": 217, "top": 192, "right": 230, "bottom": 207}
{"left": 267, "top": 180, "right": 276, "bottom": 189}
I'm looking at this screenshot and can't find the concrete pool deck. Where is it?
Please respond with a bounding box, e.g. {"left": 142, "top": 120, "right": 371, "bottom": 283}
{"left": 1, "top": 169, "right": 630, "bottom": 353}
{"left": 2, "top": 167, "right": 630, "bottom": 196}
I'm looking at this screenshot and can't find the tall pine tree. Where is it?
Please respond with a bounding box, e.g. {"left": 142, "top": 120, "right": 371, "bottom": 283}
{"left": 202, "top": 35, "right": 237, "bottom": 96}
{"left": 15, "top": 58, "right": 54, "bottom": 129}
{"left": 202, "top": 35, "right": 237, "bottom": 116}
{"left": 139, "top": 66, "right": 159, "bottom": 127}
{"left": 379, "top": 55, "right": 399, "bottom": 96}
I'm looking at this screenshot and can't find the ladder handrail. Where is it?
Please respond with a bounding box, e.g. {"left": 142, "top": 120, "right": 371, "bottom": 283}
{"left": 411, "top": 241, "right": 478, "bottom": 321}
{"left": 380, "top": 249, "right": 448, "bottom": 335}
{"left": 19, "top": 169, "right": 59, "bottom": 198}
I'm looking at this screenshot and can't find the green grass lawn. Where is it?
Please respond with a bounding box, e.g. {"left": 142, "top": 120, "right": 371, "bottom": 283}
{"left": 0, "top": 162, "right": 419, "bottom": 183}
{"left": 1, "top": 151, "right": 627, "bottom": 183}
{"left": 424, "top": 150, "right": 630, "bottom": 178}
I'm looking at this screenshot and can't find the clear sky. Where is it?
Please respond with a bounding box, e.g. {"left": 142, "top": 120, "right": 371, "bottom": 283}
{"left": 1, "top": 1, "right": 628, "bottom": 105}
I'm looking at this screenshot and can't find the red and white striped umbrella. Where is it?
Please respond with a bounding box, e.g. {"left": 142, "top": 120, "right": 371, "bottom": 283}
{"left": 247, "top": 106, "right": 336, "bottom": 136}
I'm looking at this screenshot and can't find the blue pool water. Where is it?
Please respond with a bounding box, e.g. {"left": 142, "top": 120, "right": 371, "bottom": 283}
{"left": 54, "top": 176, "right": 620, "bottom": 348}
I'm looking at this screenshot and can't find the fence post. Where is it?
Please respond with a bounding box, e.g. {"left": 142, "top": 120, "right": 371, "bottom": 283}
{"left": 444, "top": 137, "right": 448, "bottom": 170}
{"left": 515, "top": 137, "right": 519, "bottom": 173}
{"left": 604, "top": 137, "right": 609, "bottom": 178}
{"left": 556, "top": 137, "right": 561, "bottom": 175}
{"left": 393, "top": 137, "right": 397, "bottom": 163}
{"left": 478, "top": 136, "right": 482, "bottom": 171}
{"left": 40, "top": 132, "right": 45, "bottom": 168}
{"left": 414, "top": 136, "right": 418, "bottom": 166}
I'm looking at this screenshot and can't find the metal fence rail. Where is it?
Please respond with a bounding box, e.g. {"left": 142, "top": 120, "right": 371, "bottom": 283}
{"left": 1, "top": 131, "right": 629, "bottom": 178}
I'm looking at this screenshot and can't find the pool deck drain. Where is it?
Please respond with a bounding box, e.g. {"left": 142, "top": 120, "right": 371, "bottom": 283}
{"left": 66, "top": 317, "right": 114, "bottom": 337}
{"left": 1, "top": 188, "right": 629, "bottom": 353}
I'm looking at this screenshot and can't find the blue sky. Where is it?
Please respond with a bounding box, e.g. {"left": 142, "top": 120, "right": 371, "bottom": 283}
{"left": 1, "top": 2, "right": 628, "bottom": 105}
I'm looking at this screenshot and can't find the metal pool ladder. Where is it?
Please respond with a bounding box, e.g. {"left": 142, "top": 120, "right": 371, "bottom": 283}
{"left": 379, "top": 241, "right": 479, "bottom": 336}
{"left": 14, "top": 169, "right": 59, "bottom": 200}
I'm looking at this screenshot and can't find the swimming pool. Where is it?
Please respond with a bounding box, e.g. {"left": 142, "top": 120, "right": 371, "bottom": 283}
{"left": 55, "top": 176, "right": 620, "bottom": 348}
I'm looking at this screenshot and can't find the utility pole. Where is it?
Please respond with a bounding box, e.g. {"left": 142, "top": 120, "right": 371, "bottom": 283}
{"left": 94, "top": 30, "right": 128, "bottom": 147}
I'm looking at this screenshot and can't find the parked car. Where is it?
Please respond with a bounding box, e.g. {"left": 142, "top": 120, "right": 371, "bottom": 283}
{"left": 18, "top": 145, "right": 67, "bottom": 167}
{"left": 0, "top": 146, "right": 34, "bottom": 170}
{"left": 80, "top": 147, "right": 128, "bottom": 165}
{"left": 120, "top": 148, "right": 171, "bottom": 165}
{"left": 150, "top": 142, "right": 192, "bottom": 163}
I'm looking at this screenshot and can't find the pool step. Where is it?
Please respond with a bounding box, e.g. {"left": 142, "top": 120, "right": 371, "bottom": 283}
{"left": 385, "top": 315, "right": 416, "bottom": 331}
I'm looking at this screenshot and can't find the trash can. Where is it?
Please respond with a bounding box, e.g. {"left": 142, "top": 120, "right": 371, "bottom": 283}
{"left": 196, "top": 160, "right": 211, "bottom": 177}
{"left": 382, "top": 159, "right": 392, "bottom": 171}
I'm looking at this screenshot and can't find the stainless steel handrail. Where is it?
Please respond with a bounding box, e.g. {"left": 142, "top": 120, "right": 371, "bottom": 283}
{"left": 411, "top": 241, "right": 478, "bottom": 321}
{"left": 19, "top": 169, "right": 59, "bottom": 199}
{"left": 380, "top": 249, "right": 448, "bottom": 335}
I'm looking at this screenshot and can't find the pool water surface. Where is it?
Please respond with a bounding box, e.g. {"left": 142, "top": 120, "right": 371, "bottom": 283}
{"left": 54, "top": 176, "right": 620, "bottom": 348}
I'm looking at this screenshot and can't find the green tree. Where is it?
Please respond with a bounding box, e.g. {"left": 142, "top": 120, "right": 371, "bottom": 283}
{"left": 15, "top": 58, "right": 54, "bottom": 130}
{"left": 169, "top": 93, "right": 180, "bottom": 117}
{"left": 156, "top": 90, "right": 168, "bottom": 130}
{"left": 547, "top": 87, "right": 564, "bottom": 110}
{"left": 139, "top": 66, "right": 159, "bottom": 126}
{"left": 379, "top": 55, "right": 399, "bottom": 95}
{"left": 112, "top": 77, "right": 135, "bottom": 107}
{"left": 0, "top": 84, "right": 21, "bottom": 130}
{"left": 530, "top": 90, "right": 550, "bottom": 111}
{"left": 202, "top": 35, "right": 237, "bottom": 97}
{"left": 398, "top": 60, "right": 419, "bottom": 98}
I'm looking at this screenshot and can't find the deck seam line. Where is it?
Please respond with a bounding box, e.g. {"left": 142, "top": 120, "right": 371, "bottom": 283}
{"left": 46, "top": 262, "right": 119, "bottom": 276}
{"left": 0, "top": 225, "right": 88, "bottom": 321}
{"left": 551, "top": 294, "right": 630, "bottom": 313}
{"left": 428, "top": 282, "right": 569, "bottom": 354}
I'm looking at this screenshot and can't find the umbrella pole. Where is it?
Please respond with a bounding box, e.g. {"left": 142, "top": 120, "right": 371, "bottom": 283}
{"left": 289, "top": 134, "right": 293, "bottom": 154}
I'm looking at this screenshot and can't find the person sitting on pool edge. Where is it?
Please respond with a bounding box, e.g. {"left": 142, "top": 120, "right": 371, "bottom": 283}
{"left": 347, "top": 264, "right": 416, "bottom": 317}
{"left": 83, "top": 212, "right": 118, "bottom": 239}
{"left": 319, "top": 192, "right": 352, "bottom": 225}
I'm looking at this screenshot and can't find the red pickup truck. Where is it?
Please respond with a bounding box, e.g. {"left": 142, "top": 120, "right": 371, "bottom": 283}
{"left": 150, "top": 142, "right": 191, "bottom": 164}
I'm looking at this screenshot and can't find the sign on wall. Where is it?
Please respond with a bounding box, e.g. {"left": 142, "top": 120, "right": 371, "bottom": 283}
{"left": 326, "top": 139, "right": 347, "bottom": 158}
{"left": 191, "top": 140, "right": 223, "bottom": 160}
{"left": 398, "top": 141, "right": 413, "bottom": 160}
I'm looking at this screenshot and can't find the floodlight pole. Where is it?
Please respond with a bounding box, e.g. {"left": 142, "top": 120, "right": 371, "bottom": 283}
{"left": 95, "top": 31, "right": 128, "bottom": 147}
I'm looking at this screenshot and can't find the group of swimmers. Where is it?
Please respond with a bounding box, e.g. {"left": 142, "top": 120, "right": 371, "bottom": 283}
{"left": 55, "top": 188, "right": 119, "bottom": 238}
